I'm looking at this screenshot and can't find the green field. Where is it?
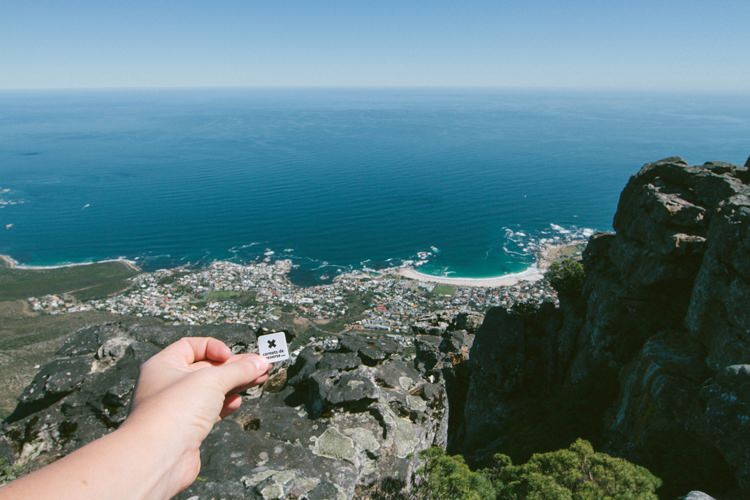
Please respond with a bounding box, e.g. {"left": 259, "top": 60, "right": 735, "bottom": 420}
{"left": 0, "top": 260, "right": 139, "bottom": 301}
{"left": 430, "top": 284, "right": 456, "bottom": 297}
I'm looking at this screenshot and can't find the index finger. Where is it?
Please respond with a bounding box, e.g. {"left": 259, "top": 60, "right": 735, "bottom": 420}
{"left": 155, "top": 336, "right": 233, "bottom": 366}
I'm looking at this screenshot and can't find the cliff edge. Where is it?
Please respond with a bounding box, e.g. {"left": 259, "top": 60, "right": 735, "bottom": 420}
{"left": 458, "top": 157, "right": 750, "bottom": 498}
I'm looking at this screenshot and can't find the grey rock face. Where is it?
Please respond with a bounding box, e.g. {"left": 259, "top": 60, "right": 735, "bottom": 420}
{"left": 0, "top": 320, "right": 473, "bottom": 498}
{"left": 679, "top": 492, "right": 717, "bottom": 500}
{"left": 459, "top": 158, "right": 750, "bottom": 498}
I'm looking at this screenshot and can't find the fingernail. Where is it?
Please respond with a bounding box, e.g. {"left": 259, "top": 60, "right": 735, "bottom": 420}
{"left": 253, "top": 356, "right": 270, "bottom": 372}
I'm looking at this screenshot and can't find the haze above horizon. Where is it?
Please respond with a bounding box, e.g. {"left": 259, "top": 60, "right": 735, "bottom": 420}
{"left": 2, "top": 1, "right": 749, "bottom": 91}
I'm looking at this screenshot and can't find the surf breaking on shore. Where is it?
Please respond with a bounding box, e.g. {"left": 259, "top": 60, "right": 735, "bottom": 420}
{"left": 395, "top": 265, "right": 544, "bottom": 287}
{"left": 0, "top": 223, "right": 593, "bottom": 287}
{"left": 395, "top": 224, "right": 593, "bottom": 288}
{"left": 0, "top": 254, "right": 140, "bottom": 272}
{"left": 395, "top": 239, "right": 582, "bottom": 288}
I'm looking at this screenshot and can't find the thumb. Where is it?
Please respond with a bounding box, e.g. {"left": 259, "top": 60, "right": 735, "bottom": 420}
{"left": 210, "top": 354, "right": 271, "bottom": 393}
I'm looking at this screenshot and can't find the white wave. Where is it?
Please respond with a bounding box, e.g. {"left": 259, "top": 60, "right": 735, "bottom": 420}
{"left": 549, "top": 223, "right": 571, "bottom": 234}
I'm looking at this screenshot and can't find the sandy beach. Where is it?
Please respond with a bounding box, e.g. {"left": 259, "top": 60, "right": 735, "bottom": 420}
{"left": 396, "top": 265, "right": 543, "bottom": 287}
{"left": 0, "top": 254, "right": 18, "bottom": 268}
{"left": 394, "top": 241, "right": 584, "bottom": 288}
{"left": 0, "top": 254, "right": 141, "bottom": 272}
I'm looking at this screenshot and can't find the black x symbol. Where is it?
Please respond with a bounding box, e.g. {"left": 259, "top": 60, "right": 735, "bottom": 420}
{"left": 267, "top": 339, "right": 277, "bottom": 348}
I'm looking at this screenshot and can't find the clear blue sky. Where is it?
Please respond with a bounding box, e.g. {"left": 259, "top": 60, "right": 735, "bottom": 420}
{"left": 2, "top": 0, "right": 749, "bottom": 90}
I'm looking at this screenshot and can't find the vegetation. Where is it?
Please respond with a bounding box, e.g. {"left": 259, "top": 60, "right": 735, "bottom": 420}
{"left": 545, "top": 258, "right": 585, "bottom": 297}
{"left": 415, "top": 440, "right": 661, "bottom": 500}
{"left": 430, "top": 284, "right": 456, "bottom": 297}
{"left": 314, "top": 291, "right": 374, "bottom": 334}
{"left": 414, "top": 447, "right": 495, "bottom": 500}
{"left": 201, "top": 290, "right": 257, "bottom": 307}
{"left": 508, "top": 301, "right": 542, "bottom": 318}
{"left": 0, "top": 261, "right": 138, "bottom": 301}
{"left": 0, "top": 456, "right": 20, "bottom": 485}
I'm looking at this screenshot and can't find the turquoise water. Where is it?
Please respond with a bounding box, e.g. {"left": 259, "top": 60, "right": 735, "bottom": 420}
{"left": 0, "top": 89, "right": 748, "bottom": 285}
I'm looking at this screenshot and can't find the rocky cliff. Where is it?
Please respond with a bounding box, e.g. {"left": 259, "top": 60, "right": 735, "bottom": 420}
{"left": 458, "top": 157, "right": 750, "bottom": 499}
{"left": 0, "top": 316, "right": 476, "bottom": 499}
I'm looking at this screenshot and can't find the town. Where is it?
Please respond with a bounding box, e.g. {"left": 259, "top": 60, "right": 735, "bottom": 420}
{"left": 27, "top": 258, "right": 558, "bottom": 334}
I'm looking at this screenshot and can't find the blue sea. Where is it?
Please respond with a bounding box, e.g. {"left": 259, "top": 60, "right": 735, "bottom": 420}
{"left": 1, "top": 89, "right": 748, "bottom": 285}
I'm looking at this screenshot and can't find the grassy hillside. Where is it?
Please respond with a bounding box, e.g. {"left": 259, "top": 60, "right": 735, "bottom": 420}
{"left": 0, "top": 259, "right": 139, "bottom": 301}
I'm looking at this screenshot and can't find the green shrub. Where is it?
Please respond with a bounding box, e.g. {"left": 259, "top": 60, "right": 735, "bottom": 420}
{"left": 0, "top": 456, "right": 20, "bottom": 485}
{"left": 414, "top": 447, "right": 495, "bottom": 500}
{"left": 415, "top": 440, "right": 661, "bottom": 500}
{"left": 508, "top": 301, "right": 542, "bottom": 317}
{"left": 486, "top": 439, "right": 661, "bottom": 499}
{"left": 546, "top": 258, "right": 585, "bottom": 297}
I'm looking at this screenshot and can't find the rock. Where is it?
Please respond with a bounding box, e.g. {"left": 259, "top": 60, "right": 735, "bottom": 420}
{"left": 317, "top": 352, "right": 360, "bottom": 372}
{"left": 262, "top": 367, "right": 287, "bottom": 393}
{"left": 679, "top": 492, "right": 717, "bottom": 500}
{"left": 312, "top": 427, "right": 357, "bottom": 462}
{"left": 686, "top": 194, "right": 750, "bottom": 370}
{"left": 458, "top": 158, "right": 750, "bottom": 498}
{"left": 448, "top": 311, "right": 484, "bottom": 333}
{"left": 694, "top": 365, "right": 750, "bottom": 492}
{"left": 337, "top": 333, "right": 399, "bottom": 366}
{"left": 0, "top": 325, "right": 462, "bottom": 499}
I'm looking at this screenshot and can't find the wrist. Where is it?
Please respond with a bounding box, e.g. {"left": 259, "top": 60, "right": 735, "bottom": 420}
{"left": 115, "top": 418, "right": 197, "bottom": 499}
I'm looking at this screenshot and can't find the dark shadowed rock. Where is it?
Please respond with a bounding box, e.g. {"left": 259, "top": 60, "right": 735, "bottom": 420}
{"left": 459, "top": 158, "right": 750, "bottom": 499}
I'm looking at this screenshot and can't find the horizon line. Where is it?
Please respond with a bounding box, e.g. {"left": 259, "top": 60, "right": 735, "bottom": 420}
{"left": 1, "top": 84, "right": 749, "bottom": 95}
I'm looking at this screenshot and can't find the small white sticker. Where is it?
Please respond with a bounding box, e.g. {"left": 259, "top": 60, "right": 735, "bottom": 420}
{"left": 257, "top": 332, "right": 289, "bottom": 363}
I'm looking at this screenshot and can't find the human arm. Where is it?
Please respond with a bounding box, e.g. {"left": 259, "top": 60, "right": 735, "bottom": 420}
{"left": 0, "top": 337, "right": 270, "bottom": 500}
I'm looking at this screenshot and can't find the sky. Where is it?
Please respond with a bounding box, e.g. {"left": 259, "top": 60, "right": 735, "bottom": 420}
{"left": 1, "top": 1, "right": 749, "bottom": 91}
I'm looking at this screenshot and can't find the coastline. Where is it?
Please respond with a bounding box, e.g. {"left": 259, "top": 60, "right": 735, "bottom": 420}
{"left": 1, "top": 238, "right": 584, "bottom": 288}
{"left": 395, "top": 265, "right": 543, "bottom": 287}
{"left": 0, "top": 254, "right": 141, "bottom": 272}
{"left": 0, "top": 254, "right": 17, "bottom": 268}
{"left": 394, "top": 241, "right": 583, "bottom": 288}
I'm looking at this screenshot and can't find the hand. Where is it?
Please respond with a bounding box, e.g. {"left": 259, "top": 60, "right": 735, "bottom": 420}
{"left": 0, "top": 337, "right": 271, "bottom": 500}
{"left": 122, "top": 337, "right": 271, "bottom": 497}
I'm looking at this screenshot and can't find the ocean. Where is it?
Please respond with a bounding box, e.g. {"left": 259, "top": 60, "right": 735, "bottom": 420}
{"left": 1, "top": 88, "right": 748, "bottom": 285}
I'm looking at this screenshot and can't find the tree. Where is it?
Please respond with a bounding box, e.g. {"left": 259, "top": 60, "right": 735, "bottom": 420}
{"left": 545, "top": 258, "right": 585, "bottom": 297}
{"left": 486, "top": 439, "right": 662, "bottom": 499}
{"left": 414, "top": 447, "right": 495, "bottom": 500}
